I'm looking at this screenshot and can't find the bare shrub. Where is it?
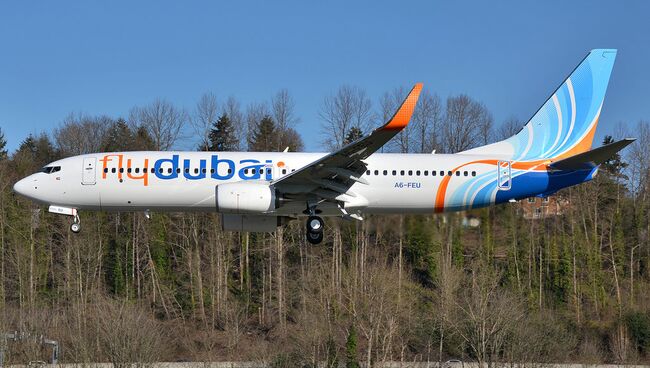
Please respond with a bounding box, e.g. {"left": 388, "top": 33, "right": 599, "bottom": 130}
{"left": 95, "top": 299, "right": 165, "bottom": 368}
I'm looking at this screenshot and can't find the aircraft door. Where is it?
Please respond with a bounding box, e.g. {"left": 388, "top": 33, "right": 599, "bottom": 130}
{"left": 497, "top": 160, "right": 511, "bottom": 191}
{"left": 82, "top": 157, "right": 97, "bottom": 185}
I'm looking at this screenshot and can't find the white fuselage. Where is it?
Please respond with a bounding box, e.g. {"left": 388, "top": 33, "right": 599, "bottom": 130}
{"left": 14, "top": 150, "right": 588, "bottom": 217}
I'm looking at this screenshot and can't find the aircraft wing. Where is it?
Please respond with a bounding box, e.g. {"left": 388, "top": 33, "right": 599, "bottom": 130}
{"left": 271, "top": 83, "right": 422, "bottom": 207}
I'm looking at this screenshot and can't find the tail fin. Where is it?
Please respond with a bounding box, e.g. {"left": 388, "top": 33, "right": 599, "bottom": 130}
{"left": 462, "top": 49, "right": 617, "bottom": 161}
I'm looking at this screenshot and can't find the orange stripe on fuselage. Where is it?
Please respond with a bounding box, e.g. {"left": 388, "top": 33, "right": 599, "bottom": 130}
{"left": 434, "top": 159, "right": 498, "bottom": 213}
{"left": 433, "top": 159, "right": 550, "bottom": 213}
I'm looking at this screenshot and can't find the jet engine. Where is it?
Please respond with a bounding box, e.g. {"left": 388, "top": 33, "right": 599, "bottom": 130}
{"left": 216, "top": 182, "right": 276, "bottom": 214}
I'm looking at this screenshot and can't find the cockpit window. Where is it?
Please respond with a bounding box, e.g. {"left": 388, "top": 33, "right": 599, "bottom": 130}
{"left": 41, "top": 166, "right": 61, "bottom": 174}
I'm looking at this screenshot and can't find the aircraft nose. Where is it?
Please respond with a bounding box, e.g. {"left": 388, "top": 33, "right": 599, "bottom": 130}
{"left": 13, "top": 176, "right": 36, "bottom": 198}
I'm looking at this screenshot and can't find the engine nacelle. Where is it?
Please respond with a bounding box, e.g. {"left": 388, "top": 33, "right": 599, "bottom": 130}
{"left": 216, "top": 182, "right": 276, "bottom": 214}
{"left": 221, "top": 214, "right": 281, "bottom": 232}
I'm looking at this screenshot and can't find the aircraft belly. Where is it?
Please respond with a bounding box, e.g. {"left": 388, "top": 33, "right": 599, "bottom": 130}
{"left": 99, "top": 183, "right": 215, "bottom": 210}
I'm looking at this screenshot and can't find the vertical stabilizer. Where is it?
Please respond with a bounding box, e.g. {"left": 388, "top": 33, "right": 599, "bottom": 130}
{"left": 461, "top": 49, "right": 617, "bottom": 161}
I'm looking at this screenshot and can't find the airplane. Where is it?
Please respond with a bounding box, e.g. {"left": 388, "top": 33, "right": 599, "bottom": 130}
{"left": 13, "top": 49, "right": 634, "bottom": 245}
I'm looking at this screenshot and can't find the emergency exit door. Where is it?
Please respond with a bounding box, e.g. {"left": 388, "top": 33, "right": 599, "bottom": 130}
{"left": 82, "top": 157, "right": 96, "bottom": 185}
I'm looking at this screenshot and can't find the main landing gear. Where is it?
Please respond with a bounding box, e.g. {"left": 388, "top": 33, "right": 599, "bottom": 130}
{"left": 306, "top": 215, "right": 324, "bottom": 245}
{"left": 70, "top": 214, "right": 81, "bottom": 234}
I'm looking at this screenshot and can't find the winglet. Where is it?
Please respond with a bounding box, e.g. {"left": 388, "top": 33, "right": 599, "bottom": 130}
{"left": 381, "top": 83, "right": 423, "bottom": 131}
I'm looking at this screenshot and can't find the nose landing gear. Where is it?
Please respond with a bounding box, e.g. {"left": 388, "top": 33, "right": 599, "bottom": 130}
{"left": 70, "top": 214, "right": 81, "bottom": 233}
{"left": 306, "top": 215, "right": 324, "bottom": 244}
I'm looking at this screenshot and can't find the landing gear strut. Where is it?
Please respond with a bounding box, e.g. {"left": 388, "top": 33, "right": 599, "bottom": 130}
{"left": 70, "top": 214, "right": 81, "bottom": 234}
{"left": 306, "top": 215, "right": 324, "bottom": 245}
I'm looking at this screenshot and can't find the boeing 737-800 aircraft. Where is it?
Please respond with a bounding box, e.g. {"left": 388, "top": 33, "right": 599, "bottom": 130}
{"left": 13, "top": 49, "right": 634, "bottom": 244}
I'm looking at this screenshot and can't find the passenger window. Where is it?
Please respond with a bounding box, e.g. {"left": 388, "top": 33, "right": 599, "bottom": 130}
{"left": 455, "top": 171, "right": 460, "bottom": 176}
{"left": 392, "top": 170, "right": 397, "bottom": 175}
{"left": 464, "top": 171, "right": 468, "bottom": 176}
{"left": 447, "top": 171, "right": 452, "bottom": 176}
{"left": 135, "top": 168, "right": 140, "bottom": 174}
{"left": 432, "top": 171, "right": 436, "bottom": 176}
{"left": 400, "top": 170, "right": 405, "bottom": 175}
{"left": 227, "top": 169, "right": 232, "bottom": 174}
{"left": 408, "top": 170, "right": 413, "bottom": 176}
{"left": 211, "top": 169, "right": 215, "bottom": 174}
{"left": 112, "top": 168, "right": 116, "bottom": 173}
{"left": 383, "top": 170, "right": 388, "bottom": 175}
{"left": 185, "top": 168, "right": 190, "bottom": 173}
{"left": 176, "top": 168, "right": 181, "bottom": 174}
{"left": 440, "top": 171, "right": 444, "bottom": 176}
{"left": 127, "top": 168, "right": 132, "bottom": 173}
{"left": 158, "top": 168, "right": 163, "bottom": 173}
{"left": 120, "top": 168, "right": 124, "bottom": 173}
{"left": 168, "top": 168, "right": 172, "bottom": 174}
{"left": 194, "top": 168, "right": 199, "bottom": 174}
{"left": 244, "top": 169, "right": 249, "bottom": 174}
{"left": 282, "top": 169, "right": 287, "bottom": 175}
{"left": 424, "top": 170, "right": 428, "bottom": 176}
{"left": 471, "top": 171, "right": 476, "bottom": 177}
{"left": 366, "top": 170, "right": 371, "bottom": 175}
{"left": 259, "top": 168, "right": 264, "bottom": 174}
{"left": 416, "top": 170, "right": 420, "bottom": 176}
{"left": 374, "top": 170, "right": 379, "bottom": 175}
{"left": 266, "top": 168, "right": 271, "bottom": 174}
{"left": 104, "top": 168, "right": 109, "bottom": 173}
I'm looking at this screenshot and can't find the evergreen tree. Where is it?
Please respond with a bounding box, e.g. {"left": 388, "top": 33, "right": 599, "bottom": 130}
{"left": 248, "top": 115, "right": 277, "bottom": 151}
{"left": 343, "top": 126, "right": 363, "bottom": 145}
{"left": 0, "top": 127, "right": 7, "bottom": 160}
{"left": 133, "top": 126, "right": 156, "bottom": 150}
{"left": 206, "top": 113, "right": 238, "bottom": 151}
{"left": 345, "top": 325, "right": 359, "bottom": 368}
{"left": 102, "top": 118, "right": 134, "bottom": 151}
{"left": 601, "top": 135, "right": 628, "bottom": 178}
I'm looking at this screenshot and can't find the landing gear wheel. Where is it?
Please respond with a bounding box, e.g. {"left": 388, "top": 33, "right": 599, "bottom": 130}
{"left": 306, "top": 230, "right": 324, "bottom": 245}
{"left": 70, "top": 222, "right": 81, "bottom": 233}
{"left": 70, "top": 214, "right": 81, "bottom": 234}
{"left": 306, "top": 216, "right": 324, "bottom": 233}
{"left": 305, "top": 216, "right": 324, "bottom": 245}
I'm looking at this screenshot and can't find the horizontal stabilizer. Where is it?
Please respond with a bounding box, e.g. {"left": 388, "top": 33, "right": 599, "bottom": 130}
{"left": 549, "top": 138, "right": 635, "bottom": 170}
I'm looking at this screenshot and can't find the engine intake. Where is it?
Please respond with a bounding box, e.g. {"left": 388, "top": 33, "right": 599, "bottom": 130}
{"left": 216, "top": 182, "right": 276, "bottom": 214}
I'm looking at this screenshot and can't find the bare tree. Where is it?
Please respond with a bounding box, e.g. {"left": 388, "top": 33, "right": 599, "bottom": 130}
{"left": 442, "top": 94, "right": 493, "bottom": 153}
{"left": 319, "top": 85, "right": 373, "bottom": 150}
{"left": 380, "top": 87, "right": 411, "bottom": 153}
{"left": 54, "top": 113, "right": 112, "bottom": 155}
{"left": 496, "top": 115, "right": 523, "bottom": 141}
{"left": 192, "top": 92, "right": 219, "bottom": 151}
{"left": 129, "top": 98, "right": 188, "bottom": 150}
{"left": 272, "top": 89, "right": 301, "bottom": 151}
{"left": 413, "top": 89, "right": 442, "bottom": 153}
{"left": 95, "top": 299, "right": 166, "bottom": 368}
{"left": 451, "top": 264, "right": 524, "bottom": 368}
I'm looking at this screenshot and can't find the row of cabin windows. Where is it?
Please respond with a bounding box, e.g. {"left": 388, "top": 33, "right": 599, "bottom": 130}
{"left": 103, "top": 167, "right": 296, "bottom": 175}
{"left": 365, "top": 169, "right": 477, "bottom": 177}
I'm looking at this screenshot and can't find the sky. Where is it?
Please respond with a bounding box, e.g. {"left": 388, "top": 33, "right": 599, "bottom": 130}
{"left": 1, "top": 0, "right": 649, "bottom": 153}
